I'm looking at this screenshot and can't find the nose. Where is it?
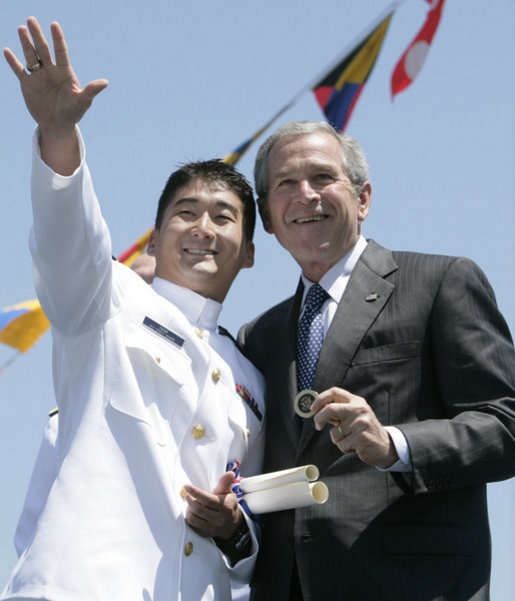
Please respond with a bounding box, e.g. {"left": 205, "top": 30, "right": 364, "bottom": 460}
{"left": 297, "top": 179, "right": 320, "bottom": 204}
{"left": 192, "top": 212, "right": 215, "bottom": 238}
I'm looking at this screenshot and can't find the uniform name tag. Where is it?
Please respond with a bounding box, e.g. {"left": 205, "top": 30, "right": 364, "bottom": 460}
{"left": 143, "top": 316, "right": 184, "bottom": 348}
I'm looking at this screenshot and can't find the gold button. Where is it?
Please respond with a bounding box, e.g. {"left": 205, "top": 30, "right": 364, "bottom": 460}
{"left": 246, "top": 428, "right": 251, "bottom": 438}
{"left": 184, "top": 542, "right": 193, "bottom": 556}
{"left": 155, "top": 356, "right": 161, "bottom": 364}
{"left": 191, "top": 424, "right": 206, "bottom": 439}
{"left": 211, "top": 368, "right": 221, "bottom": 383}
{"left": 195, "top": 327, "right": 203, "bottom": 339}
{"left": 180, "top": 486, "right": 187, "bottom": 499}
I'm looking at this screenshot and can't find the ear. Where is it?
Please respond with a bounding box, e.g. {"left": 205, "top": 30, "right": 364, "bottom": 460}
{"left": 147, "top": 229, "right": 159, "bottom": 256}
{"left": 242, "top": 241, "right": 255, "bottom": 269}
{"left": 258, "top": 199, "right": 273, "bottom": 233}
{"left": 357, "top": 182, "right": 372, "bottom": 222}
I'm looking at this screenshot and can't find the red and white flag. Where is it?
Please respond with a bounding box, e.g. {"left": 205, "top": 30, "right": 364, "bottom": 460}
{"left": 391, "top": 0, "right": 446, "bottom": 98}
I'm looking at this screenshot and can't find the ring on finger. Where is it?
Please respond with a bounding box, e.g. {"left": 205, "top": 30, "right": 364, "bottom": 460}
{"left": 26, "top": 59, "right": 43, "bottom": 73}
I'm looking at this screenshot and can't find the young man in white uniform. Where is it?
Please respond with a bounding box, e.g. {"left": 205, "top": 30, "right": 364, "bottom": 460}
{"left": 2, "top": 17, "right": 264, "bottom": 601}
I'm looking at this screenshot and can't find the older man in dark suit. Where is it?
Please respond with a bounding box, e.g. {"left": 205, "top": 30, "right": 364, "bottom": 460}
{"left": 238, "top": 121, "right": 515, "bottom": 601}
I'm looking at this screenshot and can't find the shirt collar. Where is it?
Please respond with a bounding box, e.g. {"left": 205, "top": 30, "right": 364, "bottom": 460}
{"left": 151, "top": 276, "right": 222, "bottom": 331}
{"left": 301, "top": 235, "right": 368, "bottom": 305}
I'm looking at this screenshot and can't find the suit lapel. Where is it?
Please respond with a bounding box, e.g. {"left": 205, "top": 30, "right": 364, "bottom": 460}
{"left": 275, "top": 279, "right": 304, "bottom": 450}
{"left": 297, "top": 241, "right": 398, "bottom": 454}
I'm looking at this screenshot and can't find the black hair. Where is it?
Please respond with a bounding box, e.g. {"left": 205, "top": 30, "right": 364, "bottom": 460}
{"left": 155, "top": 160, "right": 256, "bottom": 242}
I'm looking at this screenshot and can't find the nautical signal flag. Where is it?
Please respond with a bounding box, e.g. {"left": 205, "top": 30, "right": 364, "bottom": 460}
{"left": 391, "top": 0, "right": 446, "bottom": 99}
{"left": 0, "top": 300, "right": 50, "bottom": 353}
{"left": 117, "top": 228, "right": 153, "bottom": 266}
{"left": 312, "top": 12, "right": 393, "bottom": 132}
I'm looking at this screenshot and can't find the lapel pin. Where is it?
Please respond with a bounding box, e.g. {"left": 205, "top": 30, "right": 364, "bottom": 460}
{"left": 365, "top": 293, "right": 379, "bottom": 302}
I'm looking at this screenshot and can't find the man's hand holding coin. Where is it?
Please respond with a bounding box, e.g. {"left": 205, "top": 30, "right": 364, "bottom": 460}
{"left": 309, "top": 387, "right": 399, "bottom": 468}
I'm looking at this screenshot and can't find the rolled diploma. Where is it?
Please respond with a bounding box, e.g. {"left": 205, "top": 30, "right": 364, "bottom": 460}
{"left": 243, "top": 481, "right": 329, "bottom": 514}
{"left": 239, "top": 465, "right": 320, "bottom": 494}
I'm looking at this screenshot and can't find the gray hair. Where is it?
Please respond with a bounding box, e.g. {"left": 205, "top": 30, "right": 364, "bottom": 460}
{"left": 254, "top": 121, "right": 370, "bottom": 217}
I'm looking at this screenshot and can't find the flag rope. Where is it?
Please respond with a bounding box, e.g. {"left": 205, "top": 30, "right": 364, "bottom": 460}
{"left": 223, "top": 2, "right": 400, "bottom": 164}
{"left": 0, "top": 351, "right": 21, "bottom": 375}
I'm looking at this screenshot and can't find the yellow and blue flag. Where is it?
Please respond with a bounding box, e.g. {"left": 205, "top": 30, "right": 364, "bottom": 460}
{"left": 0, "top": 300, "right": 50, "bottom": 353}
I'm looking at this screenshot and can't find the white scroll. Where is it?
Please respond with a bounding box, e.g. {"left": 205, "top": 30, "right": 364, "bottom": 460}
{"left": 238, "top": 465, "right": 329, "bottom": 514}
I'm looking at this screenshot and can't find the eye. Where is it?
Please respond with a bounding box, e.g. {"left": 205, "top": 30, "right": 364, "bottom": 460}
{"left": 216, "top": 213, "right": 236, "bottom": 223}
{"left": 313, "top": 172, "right": 334, "bottom": 183}
{"left": 176, "top": 208, "right": 196, "bottom": 219}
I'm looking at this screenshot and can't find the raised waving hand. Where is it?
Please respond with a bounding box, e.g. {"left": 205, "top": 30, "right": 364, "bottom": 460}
{"left": 4, "top": 17, "right": 108, "bottom": 173}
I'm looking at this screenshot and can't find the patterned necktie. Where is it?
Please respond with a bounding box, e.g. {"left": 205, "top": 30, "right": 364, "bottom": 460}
{"left": 296, "top": 283, "right": 329, "bottom": 391}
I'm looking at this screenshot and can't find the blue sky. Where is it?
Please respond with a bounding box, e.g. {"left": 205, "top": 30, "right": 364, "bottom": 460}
{"left": 0, "top": 0, "right": 513, "bottom": 597}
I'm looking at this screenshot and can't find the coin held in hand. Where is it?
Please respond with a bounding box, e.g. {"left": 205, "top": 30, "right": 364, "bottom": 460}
{"left": 293, "top": 389, "right": 318, "bottom": 418}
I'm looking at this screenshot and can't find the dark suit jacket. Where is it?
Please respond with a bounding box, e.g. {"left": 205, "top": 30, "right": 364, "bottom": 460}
{"left": 238, "top": 240, "right": 515, "bottom": 601}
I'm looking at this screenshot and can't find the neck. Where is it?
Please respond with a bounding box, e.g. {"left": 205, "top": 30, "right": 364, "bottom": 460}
{"left": 300, "top": 262, "right": 330, "bottom": 283}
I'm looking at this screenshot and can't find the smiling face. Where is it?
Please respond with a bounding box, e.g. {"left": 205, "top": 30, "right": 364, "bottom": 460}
{"left": 147, "top": 178, "right": 254, "bottom": 302}
{"left": 264, "top": 132, "right": 371, "bottom": 282}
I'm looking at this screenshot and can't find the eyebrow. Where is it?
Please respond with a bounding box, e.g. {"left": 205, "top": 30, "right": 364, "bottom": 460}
{"left": 172, "top": 196, "right": 239, "bottom": 217}
{"left": 271, "top": 160, "right": 339, "bottom": 180}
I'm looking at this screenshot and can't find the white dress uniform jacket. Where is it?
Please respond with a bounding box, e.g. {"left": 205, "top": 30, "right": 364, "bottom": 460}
{"left": 14, "top": 413, "right": 59, "bottom": 557}
{"left": 1, "top": 130, "right": 265, "bottom": 601}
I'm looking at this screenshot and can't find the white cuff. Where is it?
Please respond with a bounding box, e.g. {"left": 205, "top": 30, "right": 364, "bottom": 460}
{"left": 377, "top": 426, "right": 412, "bottom": 472}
